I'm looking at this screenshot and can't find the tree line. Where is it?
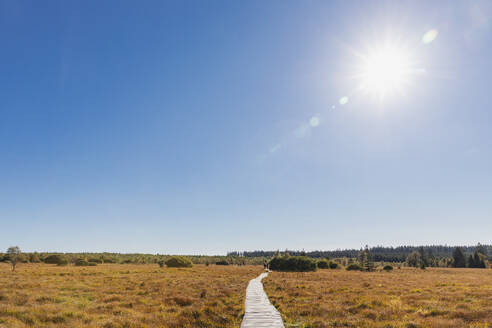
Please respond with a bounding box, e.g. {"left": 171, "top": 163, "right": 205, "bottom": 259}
{"left": 265, "top": 244, "right": 490, "bottom": 273}
{"left": 229, "top": 244, "right": 491, "bottom": 263}
{"left": 404, "top": 244, "right": 488, "bottom": 269}
{"left": 2, "top": 243, "right": 490, "bottom": 271}
{"left": 0, "top": 247, "right": 267, "bottom": 271}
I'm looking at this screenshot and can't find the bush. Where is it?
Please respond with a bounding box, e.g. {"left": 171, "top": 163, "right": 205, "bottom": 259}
{"left": 383, "top": 264, "right": 393, "bottom": 271}
{"left": 215, "top": 260, "right": 229, "bottom": 265}
{"left": 57, "top": 258, "right": 68, "bottom": 266}
{"left": 29, "top": 253, "right": 41, "bottom": 263}
{"left": 329, "top": 262, "right": 339, "bottom": 269}
{"left": 269, "top": 256, "right": 317, "bottom": 272}
{"left": 317, "top": 259, "right": 330, "bottom": 269}
{"left": 75, "top": 258, "right": 97, "bottom": 266}
{"left": 165, "top": 256, "right": 193, "bottom": 268}
{"left": 44, "top": 254, "right": 68, "bottom": 265}
{"left": 157, "top": 260, "right": 165, "bottom": 268}
{"left": 88, "top": 258, "right": 103, "bottom": 264}
{"left": 346, "top": 263, "right": 363, "bottom": 271}
{"left": 102, "top": 257, "right": 117, "bottom": 263}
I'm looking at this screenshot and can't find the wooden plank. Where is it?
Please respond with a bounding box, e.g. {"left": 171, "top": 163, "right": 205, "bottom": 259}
{"left": 241, "top": 272, "right": 284, "bottom": 328}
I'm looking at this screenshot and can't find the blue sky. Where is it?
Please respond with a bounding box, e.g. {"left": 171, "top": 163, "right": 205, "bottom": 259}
{"left": 1, "top": 1, "right": 491, "bottom": 254}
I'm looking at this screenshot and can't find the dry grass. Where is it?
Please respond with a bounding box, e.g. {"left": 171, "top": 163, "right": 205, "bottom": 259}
{"left": 4, "top": 263, "right": 491, "bottom": 328}
{"left": 0, "top": 263, "right": 261, "bottom": 328}
{"left": 264, "top": 267, "right": 492, "bottom": 328}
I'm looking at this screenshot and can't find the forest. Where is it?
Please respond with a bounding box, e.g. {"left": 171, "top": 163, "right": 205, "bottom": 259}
{"left": 228, "top": 244, "right": 492, "bottom": 263}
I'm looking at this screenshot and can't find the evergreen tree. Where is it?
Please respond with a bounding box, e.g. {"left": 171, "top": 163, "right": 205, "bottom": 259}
{"left": 357, "top": 248, "right": 366, "bottom": 264}
{"left": 358, "top": 245, "right": 375, "bottom": 272}
{"left": 418, "top": 246, "right": 428, "bottom": 267}
{"left": 406, "top": 251, "right": 421, "bottom": 267}
{"left": 473, "top": 251, "right": 486, "bottom": 268}
{"left": 452, "top": 247, "right": 466, "bottom": 268}
{"left": 427, "top": 249, "right": 436, "bottom": 267}
{"left": 476, "top": 243, "right": 487, "bottom": 257}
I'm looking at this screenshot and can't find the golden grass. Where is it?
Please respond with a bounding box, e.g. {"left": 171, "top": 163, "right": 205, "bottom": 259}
{"left": 263, "top": 267, "right": 492, "bottom": 328}
{"left": 0, "top": 263, "right": 261, "bottom": 328}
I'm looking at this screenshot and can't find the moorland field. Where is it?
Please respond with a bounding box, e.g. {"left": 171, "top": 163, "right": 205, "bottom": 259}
{"left": 0, "top": 263, "right": 259, "bottom": 328}
{"left": 2, "top": 263, "right": 492, "bottom": 328}
{"left": 264, "top": 267, "right": 492, "bottom": 328}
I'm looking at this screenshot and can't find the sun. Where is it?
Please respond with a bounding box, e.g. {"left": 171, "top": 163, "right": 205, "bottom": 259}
{"left": 356, "top": 44, "right": 417, "bottom": 101}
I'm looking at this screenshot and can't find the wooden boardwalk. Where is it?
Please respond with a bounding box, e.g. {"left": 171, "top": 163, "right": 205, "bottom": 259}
{"left": 241, "top": 271, "right": 285, "bottom": 328}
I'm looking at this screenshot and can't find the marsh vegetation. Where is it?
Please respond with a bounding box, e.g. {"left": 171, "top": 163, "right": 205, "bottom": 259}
{"left": 264, "top": 267, "right": 492, "bottom": 327}
{"left": 0, "top": 263, "right": 258, "bottom": 328}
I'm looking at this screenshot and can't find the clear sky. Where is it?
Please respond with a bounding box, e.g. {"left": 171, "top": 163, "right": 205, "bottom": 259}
{"left": 1, "top": 1, "right": 491, "bottom": 255}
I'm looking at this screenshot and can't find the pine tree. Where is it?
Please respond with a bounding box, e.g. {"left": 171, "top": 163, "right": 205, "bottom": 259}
{"left": 427, "top": 249, "right": 436, "bottom": 267}
{"left": 406, "top": 251, "right": 421, "bottom": 267}
{"left": 418, "top": 246, "right": 428, "bottom": 267}
{"left": 476, "top": 243, "right": 487, "bottom": 257}
{"left": 473, "top": 251, "right": 486, "bottom": 268}
{"left": 358, "top": 245, "right": 374, "bottom": 272}
{"left": 452, "top": 247, "right": 466, "bottom": 268}
{"left": 357, "top": 248, "right": 366, "bottom": 264}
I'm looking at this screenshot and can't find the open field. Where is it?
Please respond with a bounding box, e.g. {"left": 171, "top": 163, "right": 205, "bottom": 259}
{"left": 3, "top": 263, "right": 492, "bottom": 328}
{"left": 0, "top": 263, "right": 261, "bottom": 328}
{"left": 264, "top": 267, "right": 492, "bottom": 327}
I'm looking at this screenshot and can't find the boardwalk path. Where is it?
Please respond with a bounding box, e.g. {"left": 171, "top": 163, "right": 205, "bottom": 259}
{"left": 240, "top": 271, "right": 285, "bottom": 328}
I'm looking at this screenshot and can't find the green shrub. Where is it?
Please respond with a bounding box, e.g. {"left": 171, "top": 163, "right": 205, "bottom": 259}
{"left": 88, "top": 258, "right": 103, "bottom": 264}
{"left": 75, "top": 258, "right": 97, "bottom": 266}
{"left": 56, "top": 258, "right": 68, "bottom": 266}
{"left": 269, "top": 256, "right": 317, "bottom": 272}
{"left": 317, "top": 259, "right": 330, "bottom": 269}
{"left": 215, "top": 260, "right": 229, "bottom": 265}
{"left": 44, "top": 254, "right": 68, "bottom": 265}
{"left": 329, "top": 262, "right": 339, "bottom": 269}
{"left": 157, "top": 260, "right": 165, "bottom": 268}
{"left": 346, "top": 263, "right": 363, "bottom": 271}
{"left": 383, "top": 264, "right": 393, "bottom": 271}
{"left": 165, "top": 256, "right": 193, "bottom": 268}
{"left": 102, "top": 257, "right": 117, "bottom": 263}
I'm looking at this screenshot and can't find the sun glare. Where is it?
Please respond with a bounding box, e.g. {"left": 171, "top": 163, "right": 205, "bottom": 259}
{"left": 357, "top": 44, "right": 417, "bottom": 101}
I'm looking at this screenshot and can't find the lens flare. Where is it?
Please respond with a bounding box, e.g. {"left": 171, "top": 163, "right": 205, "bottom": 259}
{"left": 422, "top": 29, "right": 438, "bottom": 44}
{"left": 309, "top": 116, "right": 320, "bottom": 127}
{"left": 339, "top": 96, "right": 349, "bottom": 105}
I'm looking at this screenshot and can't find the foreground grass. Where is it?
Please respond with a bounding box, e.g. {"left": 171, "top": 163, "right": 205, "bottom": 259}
{"left": 264, "top": 267, "right": 492, "bottom": 328}
{"left": 0, "top": 263, "right": 261, "bottom": 328}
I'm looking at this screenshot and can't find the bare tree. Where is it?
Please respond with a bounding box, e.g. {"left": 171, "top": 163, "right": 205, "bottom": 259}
{"left": 6, "top": 246, "right": 21, "bottom": 272}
